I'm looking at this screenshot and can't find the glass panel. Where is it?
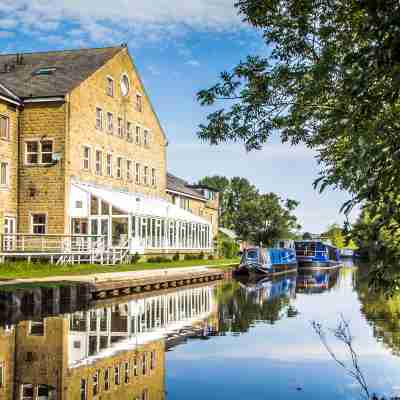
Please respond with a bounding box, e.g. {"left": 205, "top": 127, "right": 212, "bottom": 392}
{"left": 90, "top": 196, "right": 99, "bottom": 215}
{"left": 112, "top": 217, "right": 128, "bottom": 246}
{"left": 91, "top": 220, "right": 98, "bottom": 235}
{"left": 111, "top": 205, "right": 125, "bottom": 215}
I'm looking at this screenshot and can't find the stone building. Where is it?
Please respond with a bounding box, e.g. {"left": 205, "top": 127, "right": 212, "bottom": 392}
{"left": 0, "top": 45, "right": 219, "bottom": 258}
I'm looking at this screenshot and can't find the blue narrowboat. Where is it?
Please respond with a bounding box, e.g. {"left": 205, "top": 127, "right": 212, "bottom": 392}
{"left": 294, "top": 240, "right": 341, "bottom": 269}
{"left": 237, "top": 244, "right": 297, "bottom": 276}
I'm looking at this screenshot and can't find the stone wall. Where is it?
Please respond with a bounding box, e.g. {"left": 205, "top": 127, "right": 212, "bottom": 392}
{"left": 0, "top": 100, "right": 18, "bottom": 235}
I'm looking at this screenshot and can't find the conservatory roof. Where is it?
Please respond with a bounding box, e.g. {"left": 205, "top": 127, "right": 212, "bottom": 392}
{"left": 72, "top": 181, "right": 210, "bottom": 225}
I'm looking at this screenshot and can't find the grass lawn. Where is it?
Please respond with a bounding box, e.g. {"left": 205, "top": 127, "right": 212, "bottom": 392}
{"left": 0, "top": 258, "right": 239, "bottom": 281}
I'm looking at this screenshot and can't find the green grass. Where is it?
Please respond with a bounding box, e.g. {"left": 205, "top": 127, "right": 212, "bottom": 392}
{"left": 0, "top": 258, "right": 239, "bottom": 281}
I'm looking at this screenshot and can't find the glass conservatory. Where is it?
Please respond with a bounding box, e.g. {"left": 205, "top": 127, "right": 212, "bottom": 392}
{"left": 69, "top": 181, "right": 213, "bottom": 253}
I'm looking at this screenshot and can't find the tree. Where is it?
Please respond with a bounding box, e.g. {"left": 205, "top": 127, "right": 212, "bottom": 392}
{"left": 302, "top": 232, "right": 312, "bottom": 240}
{"left": 199, "top": 175, "right": 301, "bottom": 244}
{"left": 197, "top": 0, "right": 400, "bottom": 260}
{"left": 325, "top": 223, "right": 345, "bottom": 249}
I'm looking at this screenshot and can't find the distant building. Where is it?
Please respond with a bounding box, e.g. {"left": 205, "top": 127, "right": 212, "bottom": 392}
{"left": 0, "top": 45, "right": 216, "bottom": 258}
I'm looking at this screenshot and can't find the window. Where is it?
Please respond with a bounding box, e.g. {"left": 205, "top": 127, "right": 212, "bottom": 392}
{"left": 135, "top": 126, "right": 141, "bottom": 145}
{"left": 151, "top": 168, "right": 156, "bottom": 187}
{"left": 21, "top": 384, "right": 34, "bottom": 400}
{"left": 150, "top": 351, "right": 156, "bottom": 370}
{"left": 133, "top": 358, "right": 138, "bottom": 376}
{"left": 136, "top": 94, "right": 142, "bottom": 112}
{"left": 25, "top": 140, "right": 53, "bottom": 165}
{"left": 0, "top": 115, "right": 9, "bottom": 139}
{"left": 95, "top": 150, "right": 102, "bottom": 176}
{"left": 96, "top": 107, "right": 103, "bottom": 130}
{"left": 127, "top": 160, "right": 132, "bottom": 181}
{"left": 107, "top": 112, "right": 113, "bottom": 133}
{"left": 126, "top": 121, "right": 132, "bottom": 142}
{"left": 29, "top": 320, "right": 44, "bottom": 335}
{"left": 114, "top": 366, "right": 120, "bottom": 385}
{"left": 143, "top": 130, "right": 149, "bottom": 147}
{"left": 92, "top": 371, "right": 99, "bottom": 397}
{"left": 0, "top": 362, "right": 5, "bottom": 388}
{"left": 31, "top": 213, "right": 47, "bottom": 234}
{"left": 82, "top": 146, "right": 91, "bottom": 170}
{"left": 124, "top": 361, "right": 130, "bottom": 383}
{"left": 135, "top": 163, "right": 140, "bottom": 184}
{"left": 142, "top": 388, "right": 149, "bottom": 400}
{"left": 106, "top": 76, "right": 114, "bottom": 97}
{"left": 117, "top": 157, "right": 123, "bottom": 179}
{"left": 142, "top": 353, "right": 147, "bottom": 375}
{"left": 118, "top": 117, "right": 124, "bottom": 137}
{"left": 0, "top": 162, "right": 8, "bottom": 186}
{"left": 104, "top": 368, "right": 110, "bottom": 391}
{"left": 143, "top": 166, "right": 148, "bottom": 185}
{"left": 181, "top": 198, "right": 190, "bottom": 211}
{"left": 106, "top": 154, "right": 112, "bottom": 177}
{"left": 80, "top": 379, "right": 87, "bottom": 400}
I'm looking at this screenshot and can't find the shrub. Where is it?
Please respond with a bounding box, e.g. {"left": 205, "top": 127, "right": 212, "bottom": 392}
{"left": 172, "top": 253, "right": 180, "bottom": 261}
{"left": 147, "top": 256, "right": 172, "bottom": 263}
{"left": 131, "top": 252, "right": 141, "bottom": 264}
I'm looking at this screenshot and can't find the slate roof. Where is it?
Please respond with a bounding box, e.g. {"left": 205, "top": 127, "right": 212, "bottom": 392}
{"left": 167, "top": 173, "right": 206, "bottom": 201}
{"left": 0, "top": 46, "right": 122, "bottom": 99}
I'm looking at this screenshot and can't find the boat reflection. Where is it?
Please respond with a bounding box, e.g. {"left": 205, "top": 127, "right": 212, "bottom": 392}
{"left": 0, "top": 283, "right": 218, "bottom": 400}
{"left": 296, "top": 269, "right": 340, "bottom": 294}
{"left": 217, "top": 274, "right": 297, "bottom": 334}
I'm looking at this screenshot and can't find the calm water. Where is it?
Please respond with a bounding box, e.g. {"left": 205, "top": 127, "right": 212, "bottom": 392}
{"left": 1, "top": 261, "right": 400, "bottom": 399}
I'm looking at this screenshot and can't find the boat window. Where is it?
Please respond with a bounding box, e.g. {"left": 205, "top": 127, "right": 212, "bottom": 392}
{"left": 246, "top": 249, "right": 258, "bottom": 261}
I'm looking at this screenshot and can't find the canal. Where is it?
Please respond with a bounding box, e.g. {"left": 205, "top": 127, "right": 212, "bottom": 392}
{"left": 0, "top": 261, "right": 399, "bottom": 399}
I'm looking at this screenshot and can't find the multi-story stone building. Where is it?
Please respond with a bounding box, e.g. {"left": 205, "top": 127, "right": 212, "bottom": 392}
{"left": 0, "top": 45, "right": 219, "bottom": 259}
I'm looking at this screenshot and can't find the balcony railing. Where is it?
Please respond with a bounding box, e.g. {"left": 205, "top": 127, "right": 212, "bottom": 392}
{"left": 0, "top": 234, "right": 106, "bottom": 254}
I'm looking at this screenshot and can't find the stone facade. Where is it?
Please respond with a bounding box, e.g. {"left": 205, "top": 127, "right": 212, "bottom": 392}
{"left": 0, "top": 100, "right": 18, "bottom": 238}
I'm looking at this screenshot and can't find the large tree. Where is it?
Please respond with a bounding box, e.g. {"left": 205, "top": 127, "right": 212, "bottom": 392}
{"left": 197, "top": 1, "right": 400, "bottom": 254}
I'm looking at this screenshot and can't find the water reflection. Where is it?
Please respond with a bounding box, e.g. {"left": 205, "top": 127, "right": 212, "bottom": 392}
{"left": 0, "top": 284, "right": 217, "bottom": 400}
{"left": 2, "top": 263, "right": 400, "bottom": 399}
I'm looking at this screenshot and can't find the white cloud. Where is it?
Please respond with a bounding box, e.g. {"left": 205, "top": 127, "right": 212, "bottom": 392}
{"left": 186, "top": 59, "right": 201, "bottom": 67}
{"left": 0, "top": 0, "right": 243, "bottom": 44}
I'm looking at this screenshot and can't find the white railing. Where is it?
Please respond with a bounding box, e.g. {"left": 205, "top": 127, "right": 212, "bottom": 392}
{"left": 0, "top": 234, "right": 106, "bottom": 254}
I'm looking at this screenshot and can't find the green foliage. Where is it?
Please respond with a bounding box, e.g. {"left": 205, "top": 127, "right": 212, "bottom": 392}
{"left": 172, "top": 253, "right": 180, "bottom": 261}
{"left": 199, "top": 175, "right": 301, "bottom": 244}
{"left": 302, "top": 232, "right": 312, "bottom": 240}
{"left": 218, "top": 234, "right": 239, "bottom": 259}
{"left": 197, "top": 1, "right": 400, "bottom": 262}
{"left": 147, "top": 256, "right": 172, "bottom": 263}
{"left": 131, "top": 252, "right": 141, "bottom": 264}
{"left": 325, "top": 223, "right": 345, "bottom": 249}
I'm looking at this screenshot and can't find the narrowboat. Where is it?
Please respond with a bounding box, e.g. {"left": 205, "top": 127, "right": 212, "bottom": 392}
{"left": 294, "top": 240, "right": 341, "bottom": 269}
{"left": 237, "top": 244, "right": 297, "bottom": 276}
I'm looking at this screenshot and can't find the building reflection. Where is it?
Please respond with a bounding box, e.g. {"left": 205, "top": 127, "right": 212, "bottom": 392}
{"left": 296, "top": 269, "right": 340, "bottom": 294}
{"left": 0, "top": 284, "right": 217, "bottom": 400}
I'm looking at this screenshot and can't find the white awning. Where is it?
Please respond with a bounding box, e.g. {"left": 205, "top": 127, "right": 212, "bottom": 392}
{"left": 71, "top": 181, "right": 210, "bottom": 225}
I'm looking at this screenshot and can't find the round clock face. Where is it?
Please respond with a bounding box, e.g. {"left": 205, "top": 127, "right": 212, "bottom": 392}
{"left": 120, "top": 75, "right": 130, "bottom": 96}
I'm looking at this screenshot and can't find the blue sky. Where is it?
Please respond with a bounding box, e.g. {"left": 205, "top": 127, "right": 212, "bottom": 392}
{"left": 0, "top": 0, "right": 358, "bottom": 232}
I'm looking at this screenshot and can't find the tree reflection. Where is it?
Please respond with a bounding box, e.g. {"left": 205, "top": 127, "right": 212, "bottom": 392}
{"left": 215, "top": 276, "right": 296, "bottom": 334}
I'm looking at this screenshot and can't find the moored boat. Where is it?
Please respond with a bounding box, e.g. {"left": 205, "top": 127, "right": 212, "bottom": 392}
{"left": 236, "top": 244, "right": 297, "bottom": 276}
{"left": 294, "top": 240, "right": 341, "bottom": 269}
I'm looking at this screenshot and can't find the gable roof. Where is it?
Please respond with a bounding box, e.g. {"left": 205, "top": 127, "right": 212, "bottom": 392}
{"left": 167, "top": 173, "right": 206, "bottom": 201}
{"left": 0, "top": 46, "right": 122, "bottom": 99}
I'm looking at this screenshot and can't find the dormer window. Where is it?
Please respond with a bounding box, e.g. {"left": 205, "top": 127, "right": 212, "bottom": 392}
{"left": 106, "top": 76, "right": 114, "bottom": 97}
{"left": 33, "top": 67, "right": 56, "bottom": 76}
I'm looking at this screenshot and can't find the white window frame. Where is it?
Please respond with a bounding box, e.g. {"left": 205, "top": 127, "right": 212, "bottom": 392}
{"left": 127, "top": 160, "right": 132, "bottom": 181}
{"left": 151, "top": 168, "right": 156, "bottom": 187}
{"left": 96, "top": 107, "right": 103, "bottom": 130}
{"left": 25, "top": 139, "right": 54, "bottom": 165}
{"left": 95, "top": 149, "right": 103, "bottom": 176}
{"left": 136, "top": 93, "right": 143, "bottom": 112}
{"left": 106, "top": 76, "right": 114, "bottom": 97}
{"left": 82, "top": 145, "right": 91, "bottom": 171}
{"left": 117, "top": 117, "right": 124, "bottom": 137}
{"left": 0, "top": 361, "right": 5, "bottom": 388}
{"left": 0, "top": 161, "right": 9, "bottom": 186}
{"left": 126, "top": 121, "right": 133, "bottom": 142}
{"left": 135, "top": 163, "right": 141, "bottom": 185}
{"left": 107, "top": 112, "right": 113, "bottom": 134}
{"left": 0, "top": 114, "right": 10, "bottom": 140}
{"left": 116, "top": 156, "right": 123, "bottom": 179}
{"left": 106, "top": 153, "right": 113, "bottom": 177}
{"left": 30, "top": 212, "right": 47, "bottom": 234}
{"left": 135, "top": 125, "right": 141, "bottom": 145}
{"left": 143, "top": 165, "right": 149, "bottom": 186}
{"left": 143, "top": 129, "right": 150, "bottom": 147}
